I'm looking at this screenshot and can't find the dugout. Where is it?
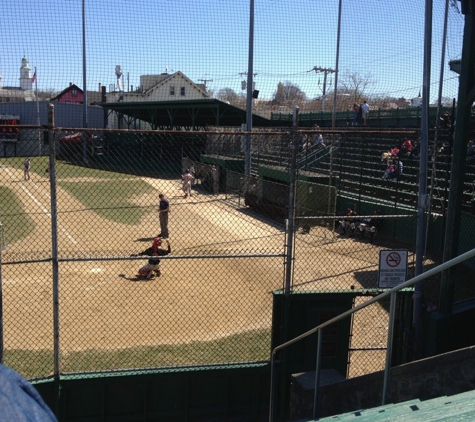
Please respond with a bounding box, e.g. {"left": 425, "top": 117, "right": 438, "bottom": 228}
{"left": 242, "top": 165, "right": 337, "bottom": 222}
{"left": 336, "top": 196, "right": 422, "bottom": 246}
{"left": 199, "top": 154, "right": 245, "bottom": 192}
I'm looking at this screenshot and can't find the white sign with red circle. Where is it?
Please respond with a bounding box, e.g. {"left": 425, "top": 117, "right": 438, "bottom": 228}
{"left": 378, "top": 250, "right": 408, "bottom": 288}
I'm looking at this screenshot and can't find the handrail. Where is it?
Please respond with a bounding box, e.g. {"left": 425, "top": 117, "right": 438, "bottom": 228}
{"left": 268, "top": 246, "right": 475, "bottom": 421}
{"left": 296, "top": 145, "right": 336, "bottom": 169}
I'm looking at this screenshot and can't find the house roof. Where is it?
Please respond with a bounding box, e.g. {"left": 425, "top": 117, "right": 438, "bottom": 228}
{"left": 50, "top": 83, "right": 103, "bottom": 104}
{"left": 99, "top": 98, "right": 272, "bottom": 129}
{"left": 50, "top": 84, "right": 82, "bottom": 101}
{"left": 142, "top": 71, "right": 208, "bottom": 98}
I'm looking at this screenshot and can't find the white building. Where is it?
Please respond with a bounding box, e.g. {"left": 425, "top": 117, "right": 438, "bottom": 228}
{"left": 0, "top": 57, "right": 35, "bottom": 103}
{"left": 108, "top": 70, "right": 208, "bottom": 103}
{"left": 106, "top": 70, "right": 209, "bottom": 128}
{"left": 411, "top": 93, "right": 422, "bottom": 108}
{"left": 19, "top": 56, "right": 34, "bottom": 91}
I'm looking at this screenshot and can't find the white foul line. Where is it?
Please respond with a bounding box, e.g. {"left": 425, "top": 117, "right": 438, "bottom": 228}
{"left": 20, "top": 186, "right": 78, "bottom": 245}
{"left": 2, "top": 166, "right": 79, "bottom": 247}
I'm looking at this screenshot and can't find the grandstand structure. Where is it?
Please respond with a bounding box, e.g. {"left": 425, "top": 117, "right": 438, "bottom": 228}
{"left": 210, "top": 127, "right": 469, "bottom": 220}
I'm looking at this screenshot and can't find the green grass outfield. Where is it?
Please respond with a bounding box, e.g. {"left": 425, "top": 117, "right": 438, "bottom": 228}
{"left": 59, "top": 179, "right": 156, "bottom": 224}
{"left": 0, "top": 186, "right": 36, "bottom": 244}
{"left": 1, "top": 157, "right": 158, "bottom": 228}
{"left": 6, "top": 329, "right": 271, "bottom": 379}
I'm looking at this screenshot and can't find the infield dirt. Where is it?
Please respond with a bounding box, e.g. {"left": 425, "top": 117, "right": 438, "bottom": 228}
{"left": 1, "top": 165, "right": 386, "bottom": 369}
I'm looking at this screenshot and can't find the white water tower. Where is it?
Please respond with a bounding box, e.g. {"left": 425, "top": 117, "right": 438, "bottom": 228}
{"left": 115, "top": 65, "right": 124, "bottom": 101}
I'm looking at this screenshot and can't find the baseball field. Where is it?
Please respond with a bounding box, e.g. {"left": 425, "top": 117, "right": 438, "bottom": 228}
{"left": 0, "top": 156, "right": 390, "bottom": 377}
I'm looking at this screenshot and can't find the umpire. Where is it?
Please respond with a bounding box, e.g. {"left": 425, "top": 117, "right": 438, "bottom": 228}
{"left": 157, "top": 193, "right": 170, "bottom": 239}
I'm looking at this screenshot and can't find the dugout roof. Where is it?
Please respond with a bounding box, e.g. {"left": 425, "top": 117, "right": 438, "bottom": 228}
{"left": 99, "top": 99, "right": 273, "bottom": 130}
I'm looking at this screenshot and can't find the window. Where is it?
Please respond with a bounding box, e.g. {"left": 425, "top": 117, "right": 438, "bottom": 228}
{"left": 170, "top": 86, "right": 175, "bottom": 95}
{"left": 180, "top": 87, "right": 185, "bottom": 96}
{"left": 72, "top": 89, "right": 78, "bottom": 97}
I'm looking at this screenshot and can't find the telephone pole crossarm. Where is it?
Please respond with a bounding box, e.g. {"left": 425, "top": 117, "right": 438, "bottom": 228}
{"left": 198, "top": 79, "right": 213, "bottom": 89}
{"left": 310, "top": 66, "right": 336, "bottom": 112}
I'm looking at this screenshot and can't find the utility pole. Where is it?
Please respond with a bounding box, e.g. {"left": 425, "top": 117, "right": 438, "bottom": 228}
{"left": 244, "top": 0, "right": 255, "bottom": 177}
{"left": 198, "top": 78, "right": 213, "bottom": 91}
{"left": 309, "top": 66, "right": 336, "bottom": 112}
{"left": 239, "top": 72, "right": 258, "bottom": 91}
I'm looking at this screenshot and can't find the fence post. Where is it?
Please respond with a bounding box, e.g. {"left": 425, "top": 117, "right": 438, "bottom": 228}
{"left": 47, "top": 103, "right": 61, "bottom": 415}
{"left": 312, "top": 329, "right": 323, "bottom": 420}
{"left": 382, "top": 291, "right": 397, "bottom": 405}
{"left": 277, "top": 106, "right": 300, "bottom": 419}
{"left": 0, "top": 222, "right": 4, "bottom": 364}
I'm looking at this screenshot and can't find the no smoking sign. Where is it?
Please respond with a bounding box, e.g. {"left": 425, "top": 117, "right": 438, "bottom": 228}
{"left": 378, "top": 250, "right": 408, "bottom": 288}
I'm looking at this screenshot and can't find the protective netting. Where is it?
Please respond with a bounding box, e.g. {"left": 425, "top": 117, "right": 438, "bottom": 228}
{"left": 1, "top": 1, "right": 474, "bottom": 384}
{"left": 3, "top": 127, "right": 474, "bottom": 381}
{"left": 1, "top": 1, "right": 462, "bottom": 117}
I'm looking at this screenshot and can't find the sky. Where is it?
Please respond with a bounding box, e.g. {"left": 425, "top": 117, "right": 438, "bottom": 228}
{"left": 0, "top": 0, "right": 465, "bottom": 104}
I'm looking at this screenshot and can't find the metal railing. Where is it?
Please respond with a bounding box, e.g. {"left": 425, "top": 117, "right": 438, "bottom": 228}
{"left": 296, "top": 144, "right": 336, "bottom": 172}
{"left": 268, "top": 246, "right": 475, "bottom": 421}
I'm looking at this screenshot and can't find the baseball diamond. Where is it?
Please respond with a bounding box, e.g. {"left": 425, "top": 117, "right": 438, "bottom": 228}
{"left": 0, "top": 154, "right": 406, "bottom": 377}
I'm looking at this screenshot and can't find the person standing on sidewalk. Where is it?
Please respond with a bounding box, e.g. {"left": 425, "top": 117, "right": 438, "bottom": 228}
{"left": 157, "top": 193, "right": 170, "bottom": 238}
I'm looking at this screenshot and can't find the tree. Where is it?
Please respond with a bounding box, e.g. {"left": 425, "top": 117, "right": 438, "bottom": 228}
{"left": 272, "top": 81, "right": 307, "bottom": 107}
{"left": 216, "top": 88, "right": 240, "bottom": 104}
{"left": 215, "top": 87, "right": 246, "bottom": 108}
{"left": 338, "top": 72, "right": 373, "bottom": 104}
{"left": 36, "top": 88, "right": 60, "bottom": 101}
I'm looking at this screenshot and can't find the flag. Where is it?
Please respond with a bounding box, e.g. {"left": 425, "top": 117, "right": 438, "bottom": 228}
{"left": 31, "top": 69, "right": 37, "bottom": 84}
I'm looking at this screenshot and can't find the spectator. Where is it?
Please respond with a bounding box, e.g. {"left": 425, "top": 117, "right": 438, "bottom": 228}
{"left": 382, "top": 161, "right": 395, "bottom": 179}
{"left": 357, "top": 210, "right": 382, "bottom": 240}
{"left": 364, "top": 210, "right": 382, "bottom": 227}
{"left": 400, "top": 139, "right": 413, "bottom": 156}
{"left": 467, "top": 140, "right": 475, "bottom": 163}
{"left": 301, "top": 136, "right": 312, "bottom": 153}
{"left": 352, "top": 103, "right": 360, "bottom": 126}
{"left": 0, "top": 363, "right": 57, "bottom": 421}
{"left": 357, "top": 104, "right": 363, "bottom": 125}
{"left": 390, "top": 145, "right": 400, "bottom": 158}
{"left": 361, "top": 100, "right": 370, "bottom": 125}
{"left": 298, "top": 134, "right": 308, "bottom": 152}
{"left": 315, "top": 133, "right": 324, "bottom": 147}
{"left": 440, "top": 111, "right": 452, "bottom": 128}
{"left": 381, "top": 151, "right": 392, "bottom": 163}
{"left": 389, "top": 158, "right": 403, "bottom": 181}
{"left": 411, "top": 141, "right": 420, "bottom": 158}
{"left": 340, "top": 208, "right": 358, "bottom": 234}
{"left": 439, "top": 142, "right": 452, "bottom": 155}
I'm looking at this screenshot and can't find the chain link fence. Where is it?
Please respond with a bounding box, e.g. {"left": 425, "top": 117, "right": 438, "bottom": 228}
{"left": 1, "top": 125, "right": 475, "bottom": 382}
